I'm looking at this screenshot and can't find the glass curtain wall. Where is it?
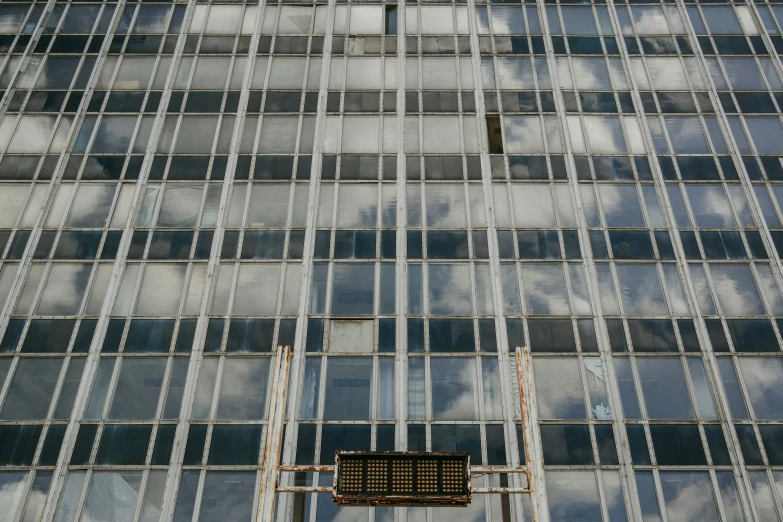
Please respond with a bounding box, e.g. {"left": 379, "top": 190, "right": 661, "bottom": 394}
{"left": 0, "top": 0, "right": 783, "bottom": 519}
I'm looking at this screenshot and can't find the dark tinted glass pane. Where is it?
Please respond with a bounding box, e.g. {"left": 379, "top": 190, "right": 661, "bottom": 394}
{"left": 124, "top": 319, "right": 175, "bottom": 353}
{"left": 175, "top": 319, "right": 197, "bottom": 353}
{"left": 377, "top": 425, "right": 395, "bottom": 452}
{"left": 379, "top": 318, "right": 395, "bottom": 352}
{"left": 594, "top": 424, "right": 619, "bottom": 465}
{"left": 225, "top": 319, "right": 274, "bottom": 352}
{"left": 295, "top": 424, "right": 316, "bottom": 464}
{"left": 408, "top": 319, "right": 424, "bottom": 352}
{"left": 540, "top": 424, "right": 593, "bottom": 465}
{"left": 704, "top": 424, "right": 731, "bottom": 465}
{"left": 627, "top": 319, "right": 677, "bottom": 352}
{"left": 306, "top": 319, "right": 324, "bottom": 352}
{"left": 609, "top": 230, "right": 654, "bottom": 259}
{"left": 726, "top": 319, "right": 778, "bottom": 352}
{"left": 208, "top": 425, "right": 262, "bottom": 465}
{"left": 649, "top": 424, "right": 706, "bottom": 465}
{"left": 151, "top": 424, "right": 176, "bottom": 465}
{"left": 95, "top": 424, "right": 153, "bottom": 465}
{"left": 486, "top": 425, "right": 507, "bottom": 465}
{"left": 319, "top": 425, "right": 371, "bottom": 464}
{"left": 431, "top": 424, "right": 482, "bottom": 465}
{"left": 528, "top": 319, "right": 576, "bottom": 352}
{"left": 408, "top": 424, "right": 426, "bottom": 452}
{"left": 478, "top": 319, "right": 497, "bottom": 352}
{"left": 70, "top": 424, "right": 98, "bottom": 465}
{"left": 183, "top": 424, "right": 208, "bottom": 465}
{"left": 426, "top": 231, "right": 469, "bottom": 259}
{"left": 429, "top": 319, "right": 475, "bottom": 352}
{"left": 21, "top": 319, "right": 75, "bottom": 353}
{"left": 735, "top": 424, "right": 764, "bottom": 465}
{"left": 38, "top": 424, "right": 66, "bottom": 465}
{"left": 627, "top": 424, "right": 651, "bottom": 465}
{"left": 0, "top": 425, "right": 42, "bottom": 466}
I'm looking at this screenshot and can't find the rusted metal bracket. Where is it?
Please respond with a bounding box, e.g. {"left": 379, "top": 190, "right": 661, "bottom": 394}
{"left": 273, "top": 464, "right": 531, "bottom": 495}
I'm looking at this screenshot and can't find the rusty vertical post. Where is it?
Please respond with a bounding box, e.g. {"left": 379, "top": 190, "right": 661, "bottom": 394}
{"left": 258, "top": 345, "right": 292, "bottom": 520}
{"left": 516, "top": 346, "right": 541, "bottom": 522}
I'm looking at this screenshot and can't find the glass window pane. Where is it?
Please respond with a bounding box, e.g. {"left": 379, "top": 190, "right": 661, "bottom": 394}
{"left": 546, "top": 471, "right": 602, "bottom": 522}
{"left": 37, "top": 264, "right": 92, "bottom": 316}
{"left": 614, "top": 264, "right": 668, "bottom": 316}
{"left": 216, "top": 358, "right": 271, "bottom": 420}
{"left": 81, "top": 472, "right": 143, "bottom": 522}
{"left": 323, "top": 357, "right": 372, "bottom": 420}
{"left": 109, "top": 358, "right": 166, "bottom": 420}
{"left": 1, "top": 358, "right": 63, "bottom": 420}
{"left": 709, "top": 264, "right": 765, "bottom": 316}
{"left": 533, "top": 357, "right": 586, "bottom": 420}
{"left": 199, "top": 472, "right": 256, "bottom": 521}
{"left": 520, "top": 264, "right": 570, "bottom": 316}
{"left": 636, "top": 357, "right": 694, "bottom": 420}
{"left": 659, "top": 472, "right": 720, "bottom": 521}
{"left": 428, "top": 263, "right": 472, "bottom": 316}
{"left": 135, "top": 264, "right": 187, "bottom": 316}
{"left": 157, "top": 185, "right": 204, "bottom": 228}
{"left": 331, "top": 263, "right": 375, "bottom": 316}
{"left": 431, "top": 358, "right": 478, "bottom": 420}
{"left": 737, "top": 357, "right": 783, "bottom": 419}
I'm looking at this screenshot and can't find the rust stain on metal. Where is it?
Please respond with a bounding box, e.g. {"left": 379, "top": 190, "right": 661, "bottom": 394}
{"left": 516, "top": 346, "right": 540, "bottom": 522}
{"left": 257, "top": 345, "right": 292, "bottom": 521}
{"left": 278, "top": 465, "right": 334, "bottom": 472}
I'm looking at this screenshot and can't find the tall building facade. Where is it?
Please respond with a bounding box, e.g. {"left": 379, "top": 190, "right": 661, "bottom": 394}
{"left": 1, "top": 0, "right": 783, "bottom": 519}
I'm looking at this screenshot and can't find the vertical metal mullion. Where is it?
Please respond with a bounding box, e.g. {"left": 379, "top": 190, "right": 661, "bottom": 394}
{"left": 463, "top": 3, "right": 538, "bottom": 521}
{"left": 394, "top": 14, "right": 407, "bottom": 522}
{"left": 602, "top": 2, "right": 762, "bottom": 521}
{"left": 36, "top": 1, "right": 199, "bottom": 519}
{"left": 533, "top": 3, "right": 643, "bottom": 521}
{"left": 275, "top": 0, "right": 337, "bottom": 520}
{"left": 148, "top": 1, "right": 282, "bottom": 520}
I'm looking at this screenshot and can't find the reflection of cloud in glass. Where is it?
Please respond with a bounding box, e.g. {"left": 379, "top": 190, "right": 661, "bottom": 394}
{"left": 660, "top": 472, "right": 720, "bottom": 522}
{"left": 521, "top": 264, "right": 570, "bottom": 315}
{"left": 614, "top": 264, "right": 668, "bottom": 315}
{"left": 431, "top": 358, "right": 478, "bottom": 420}
{"left": 0, "top": 472, "right": 26, "bottom": 518}
{"left": 597, "top": 185, "right": 646, "bottom": 227}
{"left": 534, "top": 358, "right": 586, "bottom": 419}
{"left": 709, "top": 264, "right": 765, "bottom": 316}
{"left": 546, "top": 471, "right": 602, "bottom": 522}
{"left": 684, "top": 185, "right": 736, "bottom": 228}
{"left": 503, "top": 116, "right": 544, "bottom": 154}
{"left": 234, "top": 264, "right": 282, "bottom": 316}
{"left": 631, "top": 6, "right": 670, "bottom": 34}
{"left": 488, "top": 6, "right": 523, "bottom": 35}
{"left": 510, "top": 184, "right": 556, "bottom": 227}
{"left": 583, "top": 116, "right": 626, "bottom": 154}
{"left": 664, "top": 116, "right": 710, "bottom": 154}
{"left": 337, "top": 184, "right": 377, "bottom": 227}
{"left": 37, "top": 263, "right": 92, "bottom": 315}
{"left": 495, "top": 57, "right": 535, "bottom": 90}
{"left": 425, "top": 184, "right": 466, "bottom": 228}
{"left": 738, "top": 358, "right": 783, "bottom": 419}
{"left": 428, "top": 263, "right": 472, "bottom": 315}
{"left": 644, "top": 58, "right": 689, "bottom": 90}
{"left": 135, "top": 264, "right": 188, "bottom": 316}
{"left": 570, "top": 57, "right": 611, "bottom": 90}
